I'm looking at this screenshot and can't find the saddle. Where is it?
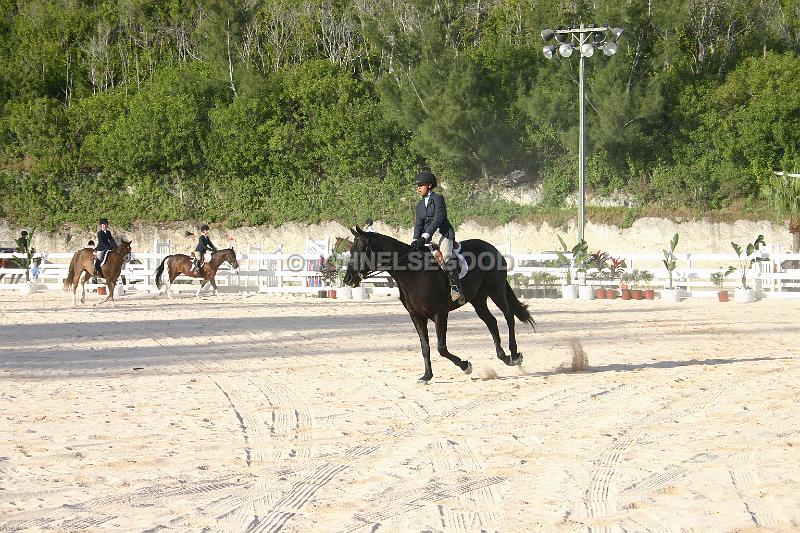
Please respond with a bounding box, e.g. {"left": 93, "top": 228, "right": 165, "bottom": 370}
{"left": 425, "top": 242, "right": 469, "bottom": 279}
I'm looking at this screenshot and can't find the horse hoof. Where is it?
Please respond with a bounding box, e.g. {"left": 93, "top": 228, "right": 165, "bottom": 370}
{"left": 512, "top": 353, "right": 524, "bottom": 366}
{"left": 463, "top": 362, "right": 473, "bottom": 375}
{"left": 417, "top": 377, "right": 431, "bottom": 385}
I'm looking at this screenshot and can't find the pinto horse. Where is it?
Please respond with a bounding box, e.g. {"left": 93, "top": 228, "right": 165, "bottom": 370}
{"left": 65, "top": 240, "right": 132, "bottom": 305}
{"left": 343, "top": 227, "right": 534, "bottom": 383}
{"left": 154, "top": 248, "right": 239, "bottom": 298}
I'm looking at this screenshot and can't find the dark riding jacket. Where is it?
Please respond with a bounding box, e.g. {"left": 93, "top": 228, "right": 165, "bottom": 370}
{"left": 195, "top": 235, "right": 217, "bottom": 254}
{"left": 413, "top": 191, "right": 455, "bottom": 241}
{"left": 95, "top": 229, "right": 117, "bottom": 252}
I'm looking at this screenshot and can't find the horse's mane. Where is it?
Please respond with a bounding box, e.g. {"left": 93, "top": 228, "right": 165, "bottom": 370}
{"left": 362, "top": 230, "right": 410, "bottom": 251}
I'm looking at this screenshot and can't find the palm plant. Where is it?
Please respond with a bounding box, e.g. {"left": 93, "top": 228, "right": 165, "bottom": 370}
{"left": 555, "top": 235, "right": 587, "bottom": 285}
{"left": 731, "top": 235, "right": 766, "bottom": 289}
{"left": 768, "top": 173, "right": 800, "bottom": 253}
{"left": 662, "top": 233, "right": 679, "bottom": 290}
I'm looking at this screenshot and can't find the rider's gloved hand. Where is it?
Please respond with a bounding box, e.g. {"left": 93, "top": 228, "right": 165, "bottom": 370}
{"left": 411, "top": 237, "right": 427, "bottom": 248}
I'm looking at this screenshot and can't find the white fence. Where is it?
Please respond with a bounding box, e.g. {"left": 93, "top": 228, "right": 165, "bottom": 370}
{"left": 1, "top": 244, "right": 799, "bottom": 299}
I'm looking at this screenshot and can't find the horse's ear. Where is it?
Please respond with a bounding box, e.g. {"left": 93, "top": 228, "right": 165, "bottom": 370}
{"left": 350, "top": 226, "right": 359, "bottom": 237}
{"left": 354, "top": 225, "right": 365, "bottom": 235}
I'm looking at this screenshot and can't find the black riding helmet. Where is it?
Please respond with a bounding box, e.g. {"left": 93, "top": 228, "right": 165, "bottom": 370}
{"left": 414, "top": 171, "right": 437, "bottom": 189}
{"left": 99, "top": 218, "right": 109, "bottom": 225}
{"left": 200, "top": 224, "right": 210, "bottom": 231}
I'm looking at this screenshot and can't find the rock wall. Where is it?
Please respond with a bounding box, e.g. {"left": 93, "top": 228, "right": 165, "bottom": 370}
{"left": 0, "top": 218, "right": 792, "bottom": 255}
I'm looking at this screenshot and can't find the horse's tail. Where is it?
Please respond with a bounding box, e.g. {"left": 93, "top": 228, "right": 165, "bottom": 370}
{"left": 154, "top": 256, "right": 169, "bottom": 289}
{"left": 64, "top": 257, "right": 76, "bottom": 290}
{"left": 506, "top": 282, "right": 536, "bottom": 329}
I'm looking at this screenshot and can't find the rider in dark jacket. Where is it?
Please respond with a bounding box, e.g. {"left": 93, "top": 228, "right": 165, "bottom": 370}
{"left": 411, "top": 171, "right": 464, "bottom": 304}
{"left": 193, "top": 224, "right": 217, "bottom": 271}
{"left": 94, "top": 218, "right": 117, "bottom": 278}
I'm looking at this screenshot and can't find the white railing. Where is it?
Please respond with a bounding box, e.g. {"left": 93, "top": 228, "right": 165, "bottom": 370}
{"left": 1, "top": 248, "right": 799, "bottom": 298}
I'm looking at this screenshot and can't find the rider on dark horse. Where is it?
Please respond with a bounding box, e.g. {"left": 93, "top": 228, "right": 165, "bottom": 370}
{"left": 193, "top": 224, "right": 217, "bottom": 272}
{"left": 94, "top": 218, "right": 117, "bottom": 281}
{"left": 411, "top": 170, "right": 465, "bottom": 305}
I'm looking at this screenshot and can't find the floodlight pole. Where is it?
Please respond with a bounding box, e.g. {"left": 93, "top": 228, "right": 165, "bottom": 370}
{"left": 578, "top": 23, "right": 586, "bottom": 243}
{"left": 543, "top": 23, "right": 619, "bottom": 243}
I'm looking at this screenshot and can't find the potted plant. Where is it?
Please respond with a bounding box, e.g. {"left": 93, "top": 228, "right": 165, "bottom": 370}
{"left": 640, "top": 270, "right": 655, "bottom": 299}
{"left": 661, "top": 233, "right": 681, "bottom": 302}
{"left": 619, "top": 271, "right": 633, "bottom": 300}
{"left": 606, "top": 257, "right": 626, "bottom": 299}
{"left": 555, "top": 236, "right": 585, "bottom": 300}
{"left": 532, "top": 272, "right": 559, "bottom": 298}
{"left": 629, "top": 269, "right": 644, "bottom": 300}
{"left": 710, "top": 266, "right": 735, "bottom": 302}
{"left": 731, "top": 235, "right": 766, "bottom": 303}
{"left": 575, "top": 248, "right": 595, "bottom": 300}
{"left": 589, "top": 250, "right": 610, "bottom": 299}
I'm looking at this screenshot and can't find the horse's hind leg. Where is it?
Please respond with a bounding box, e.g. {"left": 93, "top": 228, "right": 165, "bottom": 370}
{"left": 488, "top": 288, "right": 521, "bottom": 365}
{"left": 196, "top": 280, "right": 207, "bottom": 298}
{"left": 471, "top": 294, "right": 507, "bottom": 361}
{"left": 433, "top": 311, "right": 472, "bottom": 376}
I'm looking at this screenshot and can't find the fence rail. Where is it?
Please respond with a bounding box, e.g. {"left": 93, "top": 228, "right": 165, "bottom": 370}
{"left": 2, "top": 248, "right": 799, "bottom": 299}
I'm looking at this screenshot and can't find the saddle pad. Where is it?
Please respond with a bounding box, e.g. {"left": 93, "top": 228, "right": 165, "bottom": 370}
{"left": 452, "top": 243, "right": 469, "bottom": 279}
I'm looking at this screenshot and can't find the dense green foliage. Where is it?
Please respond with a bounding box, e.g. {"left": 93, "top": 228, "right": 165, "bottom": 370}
{"left": 0, "top": 0, "right": 798, "bottom": 229}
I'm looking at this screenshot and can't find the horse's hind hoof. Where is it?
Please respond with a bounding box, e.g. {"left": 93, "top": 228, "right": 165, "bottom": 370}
{"left": 463, "top": 362, "right": 473, "bottom": 375}
{"left": 416, "top": 376, "right": 431, "bottom": 385}
{"left": 512, "top": 353, "right": 523, "bottom": 366}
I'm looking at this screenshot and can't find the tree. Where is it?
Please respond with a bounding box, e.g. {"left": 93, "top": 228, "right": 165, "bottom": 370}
{"left": 768, "top": 172, "right": 800, "bottom": 253}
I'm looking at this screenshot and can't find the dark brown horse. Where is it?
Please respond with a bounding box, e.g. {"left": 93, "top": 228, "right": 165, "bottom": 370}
{"left": 65, "top": 240, "right": 132, "bottom": 305}
{"left": 154, "top": 248, "right": 239, "bottom": 298}
{"left": 0, "top": 253, "right": 22, "bottom": 283}
{"left": 343, "top": 227, "right": 534, "bottom": 383}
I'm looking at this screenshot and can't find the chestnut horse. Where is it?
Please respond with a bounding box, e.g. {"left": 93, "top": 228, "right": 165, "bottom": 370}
{"left": 65, "top": 240, "right": 132, "bottom": 305}
{"left": 154, "top": 248, "right": 239, "bottom": 298}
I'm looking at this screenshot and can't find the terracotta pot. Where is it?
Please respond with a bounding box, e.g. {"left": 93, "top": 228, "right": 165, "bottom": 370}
{"left": 328, "top": 289, "right": 337, "bottom": 299}
{"left": 97, "top": 286, "right": 107, "bottom": 295}
{"left": 644, "top": 289, "right": 655, "bottom": 300}
{"left": 717, "top": 290, "right": 729, "bottom": 302}
{"left": 631, "top": 289, "right": 643, "bottom": 300}
{"left": 595, "top": 288, "right": 606, "bottom": 299}
{"left": 620, "top": 289, "right": 631, "bottom": 300}
{"left": 606, "top": 289, "right": 618, "bottom": 299}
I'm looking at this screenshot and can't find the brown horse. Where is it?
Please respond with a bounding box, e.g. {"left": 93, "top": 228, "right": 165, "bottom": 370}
{"left": 154, "top": 248, "right": 239, "bottom": 298}
{"left": 0, "top": 253, "right": 23, "bottom": 283}
{"left": 64, "top": 240, "right": 132, "bottom": 305}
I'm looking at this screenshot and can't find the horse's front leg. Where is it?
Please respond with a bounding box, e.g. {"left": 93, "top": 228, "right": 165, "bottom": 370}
{"left": 434, "top": 310, "right": 472, "bottom": 375}
{"left": 196, "top": 280, "right": 207, "bottom": 298}
{"left": 410, "top": 315, "right": 433, "bottom": 383}
{"left": 210, "top": 277, "right": 219, "bottom": 296}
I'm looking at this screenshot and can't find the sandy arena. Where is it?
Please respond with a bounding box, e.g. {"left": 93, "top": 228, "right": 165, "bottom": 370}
{"left": 1, "top": 291, "right": 799, "bottom": 531}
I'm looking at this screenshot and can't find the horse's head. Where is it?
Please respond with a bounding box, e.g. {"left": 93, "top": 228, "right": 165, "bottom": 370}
{"left": 119, "top": 239, "right": 132, "bottom": 259}
{"left": 343, "top": 227, "right": 368, "bottom": 287}
{"left": 217, "top": 248, "right": 240, "bottom": 272}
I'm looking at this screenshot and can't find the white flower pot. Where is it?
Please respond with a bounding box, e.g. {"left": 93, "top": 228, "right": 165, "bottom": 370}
{"left": 351, "top": 286, "right": 367, "bottom": 300}
{"left": 578, "top": 285, "right": 595, "bottom": 300}
{"left": 114, "top": 284, "right": 124, "bottom": 298}
{"left": 337, "top": 286, "right": 352, "bottom": 300}
{"left": 661, "top": 288, "right": 680, "bottom": 302}
{"left": 561, "top": 284, "right": 578, "bottom": 300}
{"left": 18, "top": 281, "right": 35, "bottom": 296}
{"left": 734, "top": 288, "right": 756, "bottom": 303}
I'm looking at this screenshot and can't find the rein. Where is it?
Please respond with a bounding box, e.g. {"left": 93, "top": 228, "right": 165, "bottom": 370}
{"left": 355, "top": 240, "right": 424, "bottom": 281}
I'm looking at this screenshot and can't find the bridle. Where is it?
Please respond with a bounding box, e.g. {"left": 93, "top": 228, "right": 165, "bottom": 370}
{"left": 351, "top": 236, "right": 418, "bottom": 282}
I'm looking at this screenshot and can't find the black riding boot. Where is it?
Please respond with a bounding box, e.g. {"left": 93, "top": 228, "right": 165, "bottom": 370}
{"left": 445, "top": 259, "right": 465, "bottom": 305}
{"left": 93, "top": 259, "right": 101, "bottom": 284}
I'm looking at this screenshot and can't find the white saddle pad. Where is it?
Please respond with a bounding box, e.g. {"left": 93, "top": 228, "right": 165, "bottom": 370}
{"left": 452, "top": 243, "right": 468, "bottom": 279}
